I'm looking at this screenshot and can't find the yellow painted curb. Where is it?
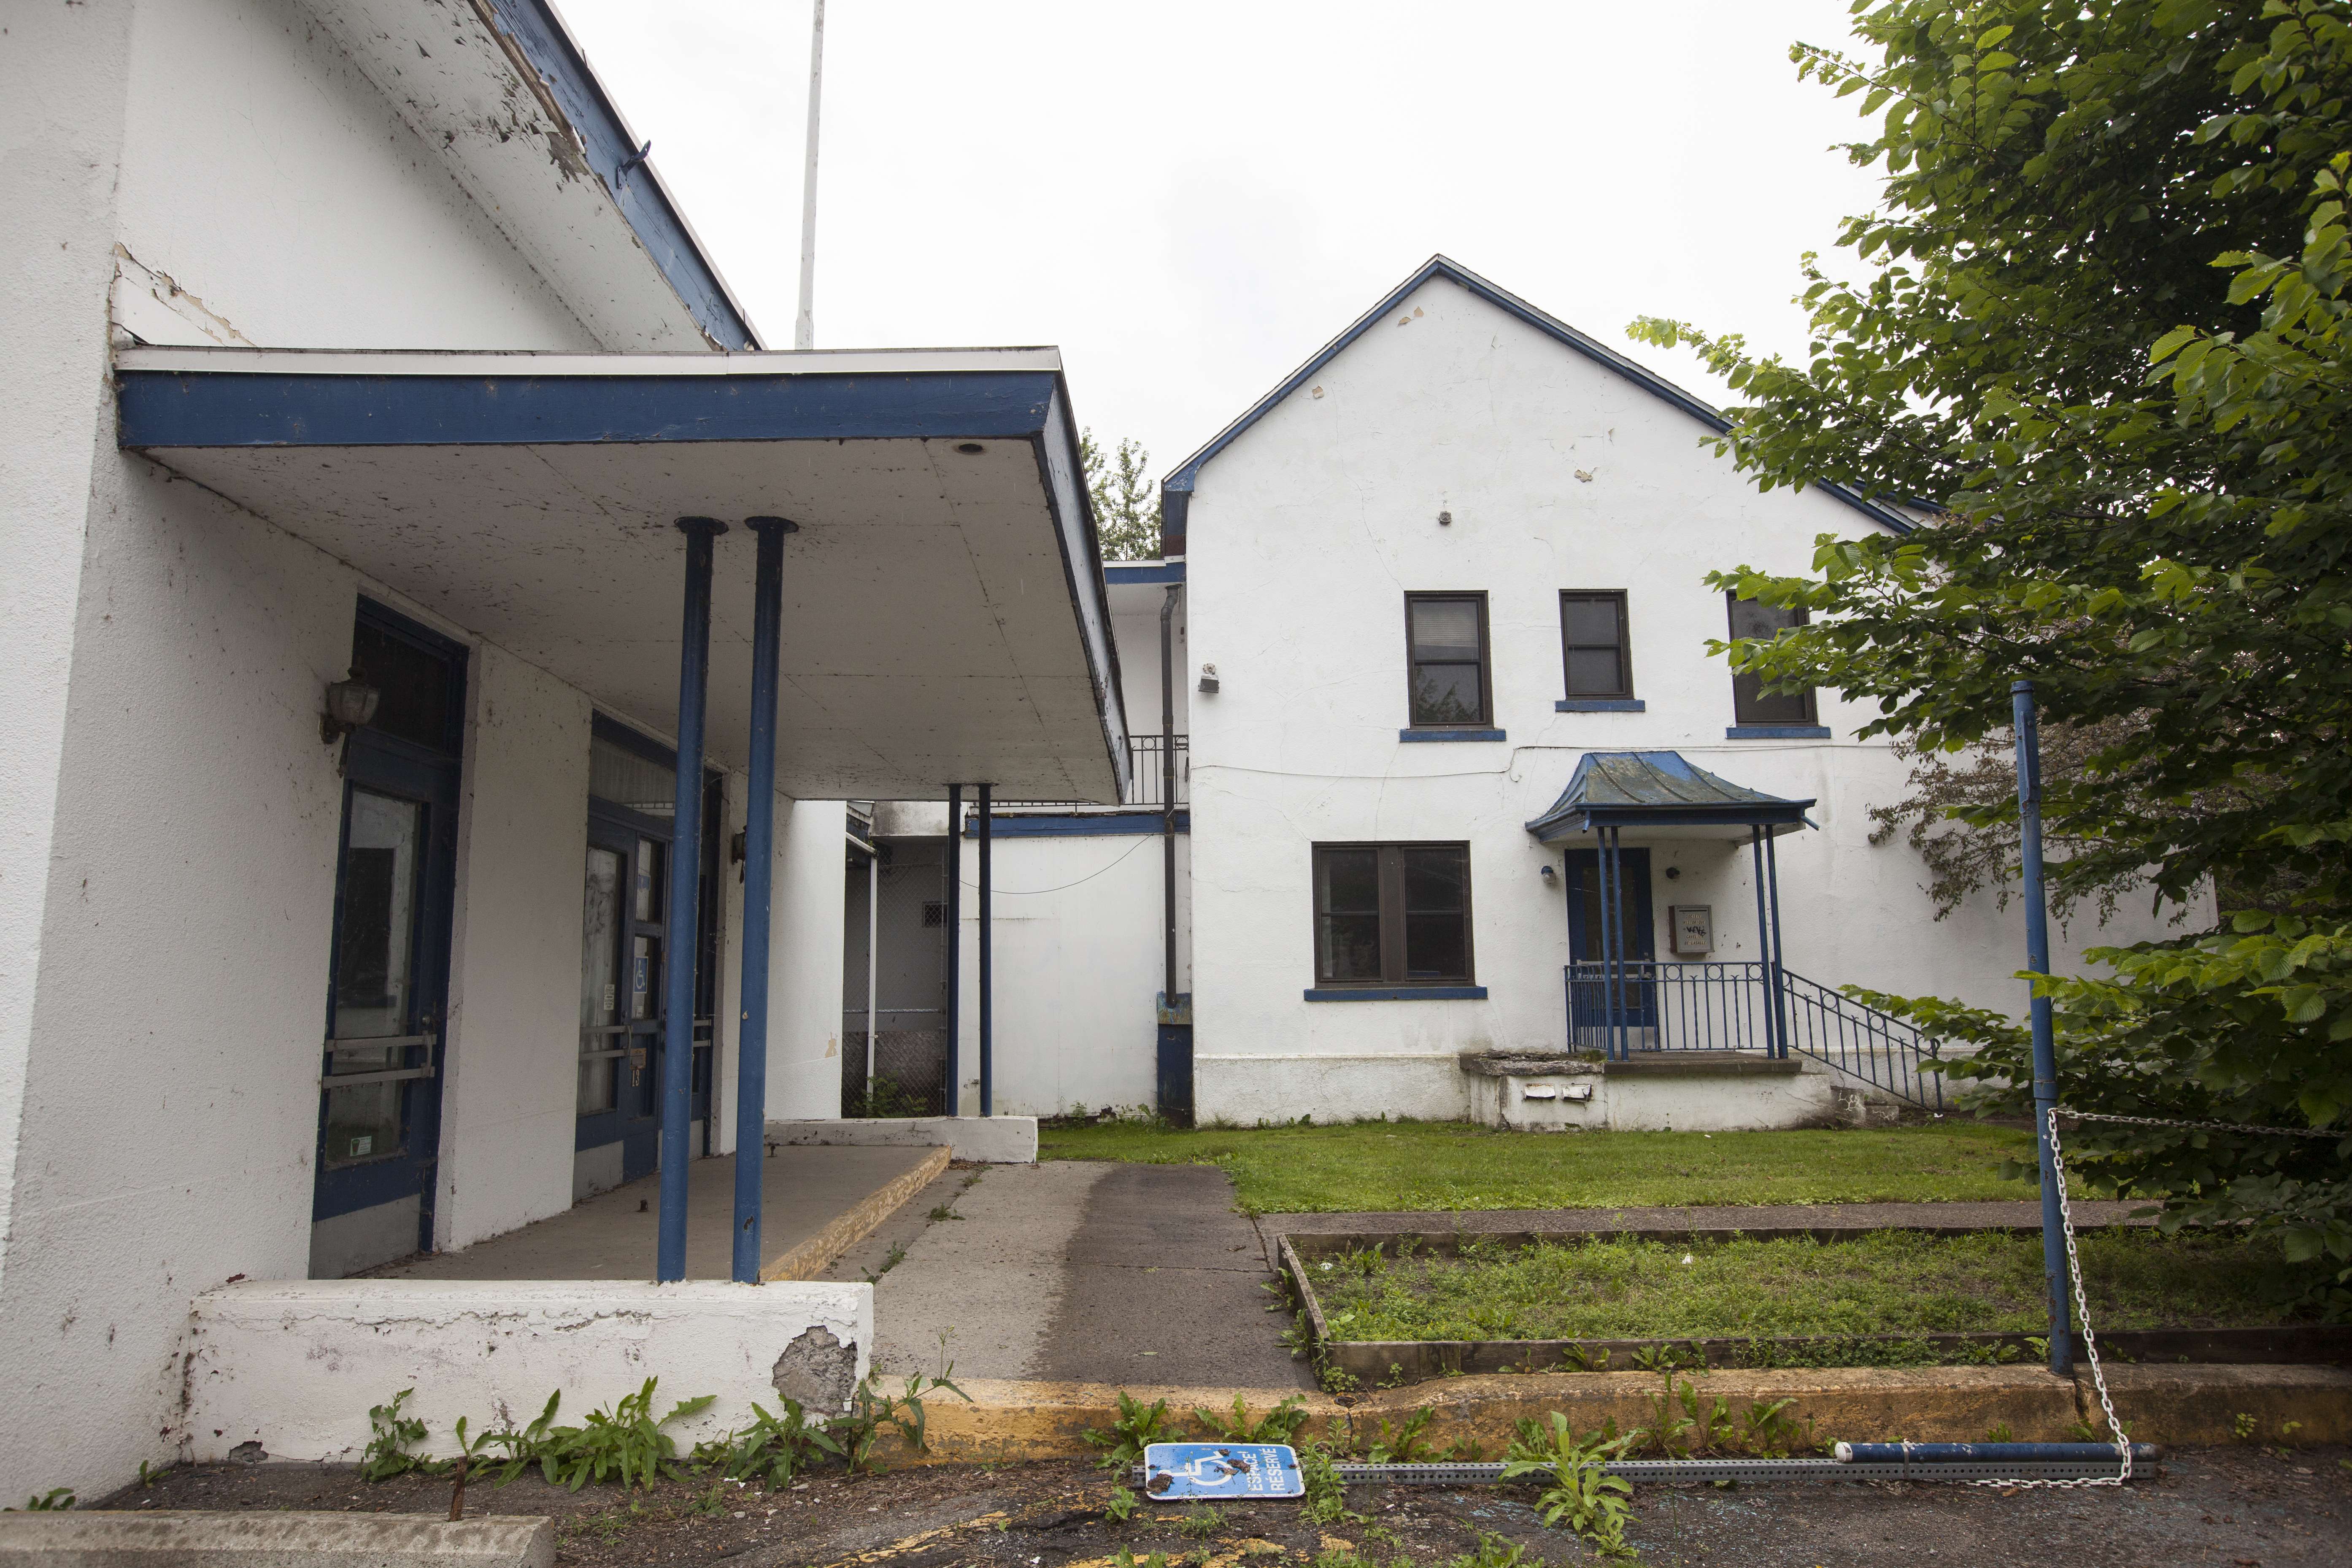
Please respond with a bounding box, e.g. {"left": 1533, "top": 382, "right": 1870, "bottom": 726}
{"left": 761, "top": 1145, "right": 951, "bottom": 1282}
{"left": 887, "top": 1363, "right": 2352, "bottom": 1465}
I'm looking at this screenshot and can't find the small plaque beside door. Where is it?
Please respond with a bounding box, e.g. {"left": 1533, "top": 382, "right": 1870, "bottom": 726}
{"left": 1669, "top": 904, "right": 1713, "bottom": 956}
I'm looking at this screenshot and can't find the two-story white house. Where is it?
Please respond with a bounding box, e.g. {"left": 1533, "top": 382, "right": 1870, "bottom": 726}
{"left": 922, "top": 256, "right": 2196, "bottom": 1129}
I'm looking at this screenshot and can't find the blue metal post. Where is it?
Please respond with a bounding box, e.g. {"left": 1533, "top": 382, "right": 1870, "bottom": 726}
{"left": 944, "top": 784, "right": 961, "bottom": 1114}
{"left": 2013, "top": 680, "right": 2074, "bottom": 1374}
{"left": 1749, "top": 827, "right": 1777, "bottom": 1055}
{"left": 1764, "top": 829, "right": 1790, "bottom": 1061}
{"left": 731, "top": 517, "right": 793, "bottom": 1284}
{"left": 1601, "top": 827, "right": 1624, "bottom": 1060}
{"left": 977, "top": 783, "right": 993, "bottom": 1115}
{"left": 660, "top": 516, "right": 724, "bottom": 1283}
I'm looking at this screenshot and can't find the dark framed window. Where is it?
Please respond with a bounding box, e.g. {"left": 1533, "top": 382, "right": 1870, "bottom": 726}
{"left": 1559, "top": 591, "right": 1633, "bottom": 698}
{"left": 1726, "top": 593, "right": 1818, "bottom": 726}
{"left": 1312, "top": 842, "right": 1474, "bottom": 986}
{"left": 1404, "top": 593, "right": 1491, "bottom": 727}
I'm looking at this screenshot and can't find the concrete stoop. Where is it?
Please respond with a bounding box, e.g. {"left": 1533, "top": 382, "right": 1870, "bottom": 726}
{"left": 892, "top": 1364, "right": 2352, "bottom": 1465}
{"left": 0, "top": 1512, "right": 552, "bottom": 1565}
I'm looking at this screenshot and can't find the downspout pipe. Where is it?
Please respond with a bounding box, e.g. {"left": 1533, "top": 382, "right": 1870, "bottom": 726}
{"left": 1160, "top": 586, "right": 1179, "bottom": 1006}
{"left": 732, "top": 516, "right": 792, "bottom": 1284}
{"left": 660, "top": 516, "right": 725, "bottom": 1283}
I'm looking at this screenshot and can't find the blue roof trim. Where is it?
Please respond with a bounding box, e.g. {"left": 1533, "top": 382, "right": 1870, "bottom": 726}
{"left": 486, "top": 0, "right": 759, "bottom": 349}
{"left": 1104, "top": 561, "right": 1185, "bottom": 586}
{"left": 1158, "top": 255, "right": 1915, "bottom": 548}
{"left": 965, "top": 812, "right": 1185, "bottom": 838}
{"left": 115, "top": 370, "right": 1063, "bottom": 448}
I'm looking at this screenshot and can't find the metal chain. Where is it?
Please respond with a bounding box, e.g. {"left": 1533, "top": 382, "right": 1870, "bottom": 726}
{"left": 1966, "top": 1108, "right": 2132, "bottom": 1490}
{"left": 2055, "top": 1108, "right": 2344, "bottom": 1139}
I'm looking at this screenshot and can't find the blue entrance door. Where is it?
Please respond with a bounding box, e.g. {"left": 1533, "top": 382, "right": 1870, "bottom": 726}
{"left": 311, "top": 603, "right": 464, "bottom": 1277}
{"left": 1563, "top": 847, "right": 1658, "bottom": 1037}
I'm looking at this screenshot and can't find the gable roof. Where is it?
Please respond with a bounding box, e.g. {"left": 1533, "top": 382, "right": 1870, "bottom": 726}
{"left": 1156, "top": 254, "right": 1914, "bottom": 554}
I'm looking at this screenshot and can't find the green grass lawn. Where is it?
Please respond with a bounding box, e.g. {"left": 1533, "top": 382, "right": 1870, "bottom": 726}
{"left": 1037, "top": 1118, "right": 2037, "bottom": 1214}
{"left": 1307, "top": 1229, "right": 2306, "bottom": 1344}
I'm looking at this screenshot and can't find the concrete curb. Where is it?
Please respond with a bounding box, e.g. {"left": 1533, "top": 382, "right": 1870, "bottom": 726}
{"left": 890, "top": 1364, "right": 2352, "bottom": 1465}
{"left": 0, "top": 1512, "right": 553, "bottom": 1565}
{"left": 763, "top": 1145, "right": 951, "bottom": 1282}
{"left": 767, "top": 1117, "right": 1038, "bottom": 1164}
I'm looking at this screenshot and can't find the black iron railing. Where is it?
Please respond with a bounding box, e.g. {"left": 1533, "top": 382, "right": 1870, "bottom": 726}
{"left": 1127, "top": 734, "right": 1188, "bottom": 807}
{"left": 1563, "top": 961, "right": 1945, "bottom": 1108}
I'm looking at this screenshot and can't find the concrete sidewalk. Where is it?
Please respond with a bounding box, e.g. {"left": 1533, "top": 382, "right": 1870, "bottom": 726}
{"left": 377, "top": 1144, "right": 942, "bottom": 1282}
{"left": 823, "top": 1161, "right": 1312, "bottom": 1390}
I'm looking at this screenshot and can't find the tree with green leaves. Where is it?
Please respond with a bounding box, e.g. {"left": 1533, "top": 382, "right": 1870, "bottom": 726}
{"left": 1627, "top": 0, "right": 2350, "bottom": 1304}
{"left": 1082, "top": 429, "right": 1162, "bottom": 561}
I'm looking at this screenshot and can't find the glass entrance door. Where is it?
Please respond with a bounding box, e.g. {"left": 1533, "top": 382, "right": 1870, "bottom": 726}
{"left": 1563, "top": 847, "right": 1658, "bottom": 1036}
{"left": 575, "top": 828, "right": 665, "bottom": 1191}
{"left": 311, "top": 603, "right": 463, "bottom": 1277}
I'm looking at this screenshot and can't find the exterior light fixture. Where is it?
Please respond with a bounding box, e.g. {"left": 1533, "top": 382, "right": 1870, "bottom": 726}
{"left": 1197, "top": 663, "right": 1219, "bottom": 695}
{"left": 1539, "top": 864, "right": 1558, "bottom": 888}
{"left": 321, "top": 672, "right": 380, "bottom": 742}
{"left": 1664, "top": 866, "right": 1682, "bottom": 880}
{"left": 1437, "top": 510, "right": 1453, "bottom": 526}
{"left": 955, "top": 442, "right": 985, "bottom": 454}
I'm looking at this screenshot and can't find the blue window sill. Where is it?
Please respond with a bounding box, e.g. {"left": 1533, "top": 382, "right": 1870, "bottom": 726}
{"left": 1725, "top": 725, "right": 1831, "bottom": 739}
{"left": 1556, "top": 699, "right": 1645, "bottom": 712}
{"left": 1399, "top": 728, "right": 1506, "bottom": 743}
{"left": 1304, "top": 985, "right": 1489, "bottom": 1001}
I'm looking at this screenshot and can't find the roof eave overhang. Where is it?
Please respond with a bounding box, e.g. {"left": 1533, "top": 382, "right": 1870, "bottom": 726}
{"left": 113, "top": 345, "right": 1129, "bottom": 803}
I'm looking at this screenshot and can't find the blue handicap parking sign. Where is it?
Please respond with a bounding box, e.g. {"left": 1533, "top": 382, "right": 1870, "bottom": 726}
{"left": 1141, "top": 1443, "right": 1305, "bottom": 1501}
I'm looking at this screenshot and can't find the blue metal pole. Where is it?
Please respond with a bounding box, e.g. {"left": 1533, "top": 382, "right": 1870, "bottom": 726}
{"left": 1764, "top": 829, "right": 1790, "bottom": 1061}
{"left": 731, "top": 517, "right": 793, "bottom": 1284}
{"left": 1749, "top": 827, "right": 1775, "bottom": 1055}
{"left": 660, "top": 516, "right": 724, "bottom": 1282}
{"left": 1603, "top": 828, "right": 1624, "bottom": 1060}
{"left": 2013, "top": 679, "right": 2074, "bottom": 1374}
{"left": 944, "top": 784, "right": 961, "bottom": 1115}
{"left": 977, "top": 783, "right": 993, "bottom": 1115}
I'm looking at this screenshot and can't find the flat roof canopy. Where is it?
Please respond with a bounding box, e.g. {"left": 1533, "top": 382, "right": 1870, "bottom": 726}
{"left": 116, "top": 347, "right": 1128, "bottom": 803}
{"left": 1526, "top": 751, "right": 1815, "bottom": 843}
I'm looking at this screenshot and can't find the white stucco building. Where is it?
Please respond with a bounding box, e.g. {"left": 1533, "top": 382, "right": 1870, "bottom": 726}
{"left": 914, "top": 257, "right": 2198, "bottom": 1128}
{"left": 3, "top": 0, "right": 1130, "bottom": 1503}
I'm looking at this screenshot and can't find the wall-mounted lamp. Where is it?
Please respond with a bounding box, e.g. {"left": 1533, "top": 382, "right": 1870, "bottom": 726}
{"left": 1539, "top": 864, "right": 1558, "bottom": 888}
{"left": 321, "top": 673, "right": 380, "bottom": 743}
{"left": 1664, "top": 866, "right": 1682, "bottom": 880}
{"left": 1437, "top": 510, "right": 1453, "bottom": 526}
{"left": 1198, "top": 663, "right": 1220, "bottom": 695}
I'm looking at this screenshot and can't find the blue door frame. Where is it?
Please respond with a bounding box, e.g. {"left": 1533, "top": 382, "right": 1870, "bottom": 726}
{"left": 1563, "top": 846, "right": 1658, "bottom": 1030}
{"left": 313, "top": 603, "right": 465, "bottom": 1261}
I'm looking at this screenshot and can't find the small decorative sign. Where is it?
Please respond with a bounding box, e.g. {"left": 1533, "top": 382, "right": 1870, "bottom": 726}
{"left": 1668, "top": 904, "right": 1713, "bottom": 956}
{"left": 1141, "top": 1443, "right": 1304, "bottom": 1500}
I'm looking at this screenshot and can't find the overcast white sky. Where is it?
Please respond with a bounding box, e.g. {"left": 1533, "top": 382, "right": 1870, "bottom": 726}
{"left": 557, "top": 0, "right": 1887, "bottom": 484}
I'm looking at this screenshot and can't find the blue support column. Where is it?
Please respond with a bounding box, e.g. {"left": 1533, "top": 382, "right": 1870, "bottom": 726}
{"left": 1599, "top": 827, "right": 1623, "bottom": 1061}
{"left": 732, "top": 517, "right": 793, "bottom": 1284}
{"left": 1749, "top": 827, "right": 1779, "bottom": 1057}
{"left": 944, "top": 784, "right": 961, "bottom": 1115}
{"left": 1764, "top": 829, "right": 1790, "bottom": 1061}
{"left": 2014, "top": 679, "right": 2074, "bottom": 1374}
{"left": 978, "top": 782, "right": 993, "bottom": 1116}
{"left": 660, "top": 516, "right": 725, "bottom": 1283}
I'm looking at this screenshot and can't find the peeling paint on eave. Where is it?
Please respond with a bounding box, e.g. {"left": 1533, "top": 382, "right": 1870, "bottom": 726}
{"left": 460, "top": 0, "right": 592, "bottom": 184}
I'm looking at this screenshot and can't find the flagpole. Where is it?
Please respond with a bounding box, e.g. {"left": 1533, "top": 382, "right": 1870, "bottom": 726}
{"left": 794, "top": 0, "right": 825, "bottom": 351}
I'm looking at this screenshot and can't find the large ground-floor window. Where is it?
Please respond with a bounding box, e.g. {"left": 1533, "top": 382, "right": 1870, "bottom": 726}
{"left": 1311, "top": 841, "right": 1474, "bottom": 988}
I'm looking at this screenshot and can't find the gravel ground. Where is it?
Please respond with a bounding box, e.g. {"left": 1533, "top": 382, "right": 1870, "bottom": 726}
{"left": 92, "top": 1444, "right": 2349, "bottom": 1566}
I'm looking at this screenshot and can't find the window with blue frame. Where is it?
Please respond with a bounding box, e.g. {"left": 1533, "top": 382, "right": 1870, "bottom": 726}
{"left": 1726, "top": 592, "right": 1819, "bottom": 727}
{"left": 1312, "top": 842, "right": 1474, "bottom": 986}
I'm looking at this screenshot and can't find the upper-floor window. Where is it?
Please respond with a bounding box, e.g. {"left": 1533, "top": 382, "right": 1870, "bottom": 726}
{"left": 1312, "top": 842, "right": 1475, "bottom": 986}
{"left": 1404, "top": 592, "right": 1491, "bottom": 727}
{"left": 1726, "top": 593, "right": 1818, "bottom": 726}
{"left": 1559, "top": 591, "right": 1633, "bottom": 699}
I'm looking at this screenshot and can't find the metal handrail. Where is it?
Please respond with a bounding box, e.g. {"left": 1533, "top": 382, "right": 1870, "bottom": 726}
{"left": 1561, "top": 959, "right": 1946, "bottom": 1109}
